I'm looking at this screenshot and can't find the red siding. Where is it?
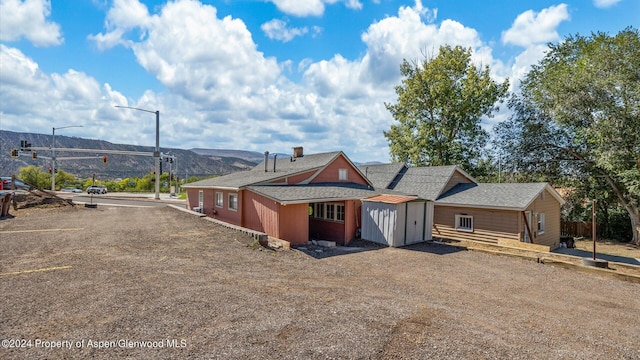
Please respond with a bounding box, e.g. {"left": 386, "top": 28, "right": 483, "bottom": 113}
{"left": 310, "top": 154, "right": 368, "bottom": 185}
{"left": 310, "top": 218, "right": 345, "bottom": 244}
{"left": 278, "top": 203, "right": 309, "bottom": 244}
{"left": 242, "top": 190, "right": 279, "bottom": 235}
{"left": 344, "top": 200, "right": 362, "bottom": 245}
{"left": 284, "top": 170, "right": 317, "bottom": 184}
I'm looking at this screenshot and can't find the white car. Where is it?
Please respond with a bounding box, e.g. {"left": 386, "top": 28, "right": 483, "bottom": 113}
{"left": 86, "top": 185, "right": 107, "bottom": 194}
{"left": 61, "top": 187, "right": 83, "bottom": 193}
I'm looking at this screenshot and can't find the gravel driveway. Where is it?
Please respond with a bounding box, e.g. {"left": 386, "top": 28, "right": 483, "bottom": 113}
{"left": 1, "top": 206, "right": 639, "bottom": 359}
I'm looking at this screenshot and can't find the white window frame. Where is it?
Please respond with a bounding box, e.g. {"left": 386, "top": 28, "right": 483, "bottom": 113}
{"left": 228, "top": 193, "right": 238, "bottom": 211}
{"left": 537, "top": 213, "right": 545, "bottom": 234}
{"left": 198, "top": 190, "right": 204, "bottom": 209}
{"left": 455, "top": 214, "right": 473, "bottom": 232}
{"left": 312, "top": 202, "right": 344, "bottom": 223}
{"left": 338, "top": 168, "right": 348, "bottom": 181}
{"left": 215, "top": 192, "right": 224, "bottom": 208}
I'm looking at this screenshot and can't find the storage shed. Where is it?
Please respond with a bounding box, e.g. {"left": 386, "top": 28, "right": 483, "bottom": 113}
{"left": 361, "top": 195, "right": 433, "bottom": 247}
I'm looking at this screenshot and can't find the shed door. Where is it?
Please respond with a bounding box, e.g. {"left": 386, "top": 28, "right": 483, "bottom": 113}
{"left": 404, "top": 202, "right": 425, "bottom": 245}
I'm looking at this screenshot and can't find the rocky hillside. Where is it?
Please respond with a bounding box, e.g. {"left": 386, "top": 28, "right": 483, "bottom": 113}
{"left": 1, "top": 130, "right": 256, "bottom": 179}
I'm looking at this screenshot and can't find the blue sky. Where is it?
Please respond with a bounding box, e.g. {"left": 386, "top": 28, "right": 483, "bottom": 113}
{"left": 0, "top": 0, "right": 637, "bottom": 163}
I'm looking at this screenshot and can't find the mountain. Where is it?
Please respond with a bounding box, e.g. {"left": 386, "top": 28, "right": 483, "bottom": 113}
{"left": 190, "top": 148, "right": 292, "bottom": 163}
{"left": 0, "top": 130, "right": 257, "bottom": 179}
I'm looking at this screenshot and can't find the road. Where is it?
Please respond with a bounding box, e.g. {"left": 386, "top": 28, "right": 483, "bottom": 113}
{"left": 56, "top": 192, "right": 187, "bottom": 208}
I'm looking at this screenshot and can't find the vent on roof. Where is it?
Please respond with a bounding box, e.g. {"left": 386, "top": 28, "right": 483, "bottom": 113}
{"left": 293, "top": 146, "right": 303, "bottom": 158}
{"left": 264, "top": 151, "right": 269, "bottom": 172}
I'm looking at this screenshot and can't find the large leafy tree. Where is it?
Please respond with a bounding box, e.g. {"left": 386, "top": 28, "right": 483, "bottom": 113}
{"left": 496, "top": 28, "right": 640, "bottom": 244}
{"left": 384, "top": 45, "right": 509, "bottom": 174}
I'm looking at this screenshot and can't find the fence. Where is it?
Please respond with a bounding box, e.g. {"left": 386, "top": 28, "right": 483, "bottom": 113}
{"left": 561, "top": 221, "right": 593, "bottom": 238}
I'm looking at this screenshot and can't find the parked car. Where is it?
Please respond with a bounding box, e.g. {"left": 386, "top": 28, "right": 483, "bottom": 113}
{"left": 1, "top": 177, "right": 32, "bottom": 191}
{"left": 61, "top": 187, "right": 83, "bottom": 193}
{"left": 86, "top": 185, "right": 107, "bottom": 194}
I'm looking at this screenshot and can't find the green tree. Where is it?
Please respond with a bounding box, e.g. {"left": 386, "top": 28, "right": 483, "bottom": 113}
{"left": 495, "top": 28, "right": 640, "bottom": 244}
{"left": 384, "top": 45, "right": 509, "bottom": 174}
{"left": 18, "top": 165, "right": 51, "bottom": 189}
{"left": 54, "top": 169, "right": 76, "bottom": 190}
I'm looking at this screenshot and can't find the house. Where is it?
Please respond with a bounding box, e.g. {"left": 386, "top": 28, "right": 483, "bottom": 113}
{"left": 184, "top": 148, "right": 565, "bottom": 250}
{"left": 361, "top": 163, "right": 566, "bottom": 250}
{"left": 182, "top": 147, "right": 378, "bottom": 245}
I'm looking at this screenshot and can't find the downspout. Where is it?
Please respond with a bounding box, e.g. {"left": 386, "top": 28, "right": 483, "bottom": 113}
{"left": 522, "top": 211, "right": 535, "bottom": 244}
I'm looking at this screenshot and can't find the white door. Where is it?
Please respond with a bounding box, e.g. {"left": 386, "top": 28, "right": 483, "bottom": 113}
{"left": 404, "top": 202, "right": 425, "bottom": 245}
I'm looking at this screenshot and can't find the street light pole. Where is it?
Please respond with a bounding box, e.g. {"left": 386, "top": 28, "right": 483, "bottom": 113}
{"left": 52, "top": 125, "right": 83, "bottom": 191}
{"left": 115, "top": 105, "right": 161, "bottom": 200}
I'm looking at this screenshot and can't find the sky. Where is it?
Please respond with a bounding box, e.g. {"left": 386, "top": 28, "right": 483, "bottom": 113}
{"left": 0, "top": 0, "right": 638, "bottom": 164}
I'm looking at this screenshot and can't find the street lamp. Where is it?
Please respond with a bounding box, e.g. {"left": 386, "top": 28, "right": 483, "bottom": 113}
{"left": 115, "top": 105, "right": 161, "bottom": 200}
{"left": 52, "top": 125, "right": 83, "bottom": 191}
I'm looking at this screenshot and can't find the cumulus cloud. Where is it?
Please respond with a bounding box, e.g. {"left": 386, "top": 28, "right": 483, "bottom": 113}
{"left": 261, "top": 19, "right": 308, "bottom": 42}
{"left": 593, "top": 0, "right": 622, "bottom": 8}
{"left": 269, "top": 0, "right": 362, "bottom": 17}
{"left": 0, "top": 45, "right": 134, "bottom": 141}
{"left": 90, "top": 0, "right": 280, "bottom": 107}
{"left": 0, "top": 0, "right": 63, "bottom": 46}
{"left": 501, "top": 4, "right": 570, "bottom": 47}
{"left": 0, "top": 0, "right": 557, "bottom": 163}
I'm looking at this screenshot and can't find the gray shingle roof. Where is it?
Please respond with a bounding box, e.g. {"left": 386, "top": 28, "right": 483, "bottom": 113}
{"left": 357, "top": 163, "right": 406, "bottom": 189}
{"left": 436, "top": 183, "right": 551, "bottom": 210}
{"left": 183, "top": 151, "right": 341, "bottom": 189}
{"left": 392, "top": 165, "right": 460, "bottom": 200}
{"left": 247, "top": 183, "right": 378, "bottom": 204}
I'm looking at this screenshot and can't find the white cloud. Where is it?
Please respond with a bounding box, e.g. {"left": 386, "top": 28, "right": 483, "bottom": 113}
{"left": 269, "top": 0, "right": 362, "bottom": 17}
{"left": 261, "top": 19, "right": 308, "bottom": 42}
{"left": 593, "top": 0, "right": 622, "bottom": 8}
{"left": 501, "top": 4, "right": 570, "bottom": 47}
{"left": 91, "top": 0, "right": 280, "bottom": 106}
{"left": 0, "top": 0, "right": 63, "bottom": 46}
{"left": 0, "top": 0, "right": 556, "bottom": 163}
{"left": 0, "top": 45, "right": 132, "bottom": 142}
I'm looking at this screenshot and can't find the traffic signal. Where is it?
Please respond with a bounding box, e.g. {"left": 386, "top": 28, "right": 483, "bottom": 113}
{"left": 102, "top": 155, "right": 108, "bottom": 164}
{"left": 48, "top": 167, "right": 53, "bottom": 173}
{"left": 20, "top": 140, "right": 31, "bottom": 150}
{"left": 159, "top": 161, "right": 163, "bottom": 175}
{"left": 32, "top": 150, "right": 37, "bottom": 159}
{"left": 10, "top": 148, "right": 18, "bottom": 158}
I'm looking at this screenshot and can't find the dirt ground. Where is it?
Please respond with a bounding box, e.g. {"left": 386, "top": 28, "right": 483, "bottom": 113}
{"left": 1, "top": 206, "right": 639, "bottom": 359}
{"left": 573, "top": 238, "right": 640, "bottom": 259}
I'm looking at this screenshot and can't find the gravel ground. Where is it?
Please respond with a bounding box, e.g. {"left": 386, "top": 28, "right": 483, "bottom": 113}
{"left": 1, "top": 206, "right": 639, "bottom": 359}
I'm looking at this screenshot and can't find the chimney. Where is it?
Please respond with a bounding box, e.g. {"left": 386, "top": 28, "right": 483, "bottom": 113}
{"left": 293, "top": 146, "right": 303, "bottom": 158}
{"left": 273, "top": 154, "right": 277, "bottom": 172}
{"left": 264, "top": 151, "right": 269, "bottom": 172}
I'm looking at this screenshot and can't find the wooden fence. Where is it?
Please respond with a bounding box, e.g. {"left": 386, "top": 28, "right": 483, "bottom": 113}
{"left": 561, "top": 221, "right": 593, "bottom": 238}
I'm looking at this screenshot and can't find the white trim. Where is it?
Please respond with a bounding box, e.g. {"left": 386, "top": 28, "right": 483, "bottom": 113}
{"left": 228, "top": 193, "right": 238, "bottom": 212}
{"left": 338, "top": 168, "right": 348, "bottom": 181}
{"left": 215, "top": 192, "right": 224, "bottom": 208}
{"left": 198, "top": 190, "right": 204, "bottom": 209}
{"left": 455, "top": 214, "right": 474, "bottom": 232}
{"left": 537, "top": 212, "right": 546, "bottom": 234}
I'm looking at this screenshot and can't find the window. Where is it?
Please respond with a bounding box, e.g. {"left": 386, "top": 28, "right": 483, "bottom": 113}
{"left": 315, "top": 203, "right": 324, "bottom": 219}
{"left": 455, "top": 214, "right": 473, "bottom": 232}
{"left": 215, "top": 192, "right": 223, "bottom": 207}
{"left": 311, "top": 202, "right": 344, "bottom": 223}
{"left": 338, "top": 168, "right": 348, "bottom": 181}
{"left": 537, "top": 213, "right": 545, "bottom": 234}
{"left": 198, "top": 190, "right": 204, "bottom": 208}
{"left": 336, "top": 204, "right": 345, "bottom": 221}
{"left": 228, "top": 193, "right": 238, "bottom": 211}
{"left": 326, "top": 204, "right": 335, "bottom": 220}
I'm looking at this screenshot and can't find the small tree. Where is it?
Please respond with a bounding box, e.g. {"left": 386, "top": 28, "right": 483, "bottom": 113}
{"left": 384, "top": 45, "right": 509, "bottom": 175}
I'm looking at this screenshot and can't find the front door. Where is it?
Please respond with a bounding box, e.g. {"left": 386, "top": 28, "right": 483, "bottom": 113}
{"left": 404, "top": 202, "right": 424, "bottom": 245}
{"left": 523, "top": 211, "right": 532, "bottom": 243}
